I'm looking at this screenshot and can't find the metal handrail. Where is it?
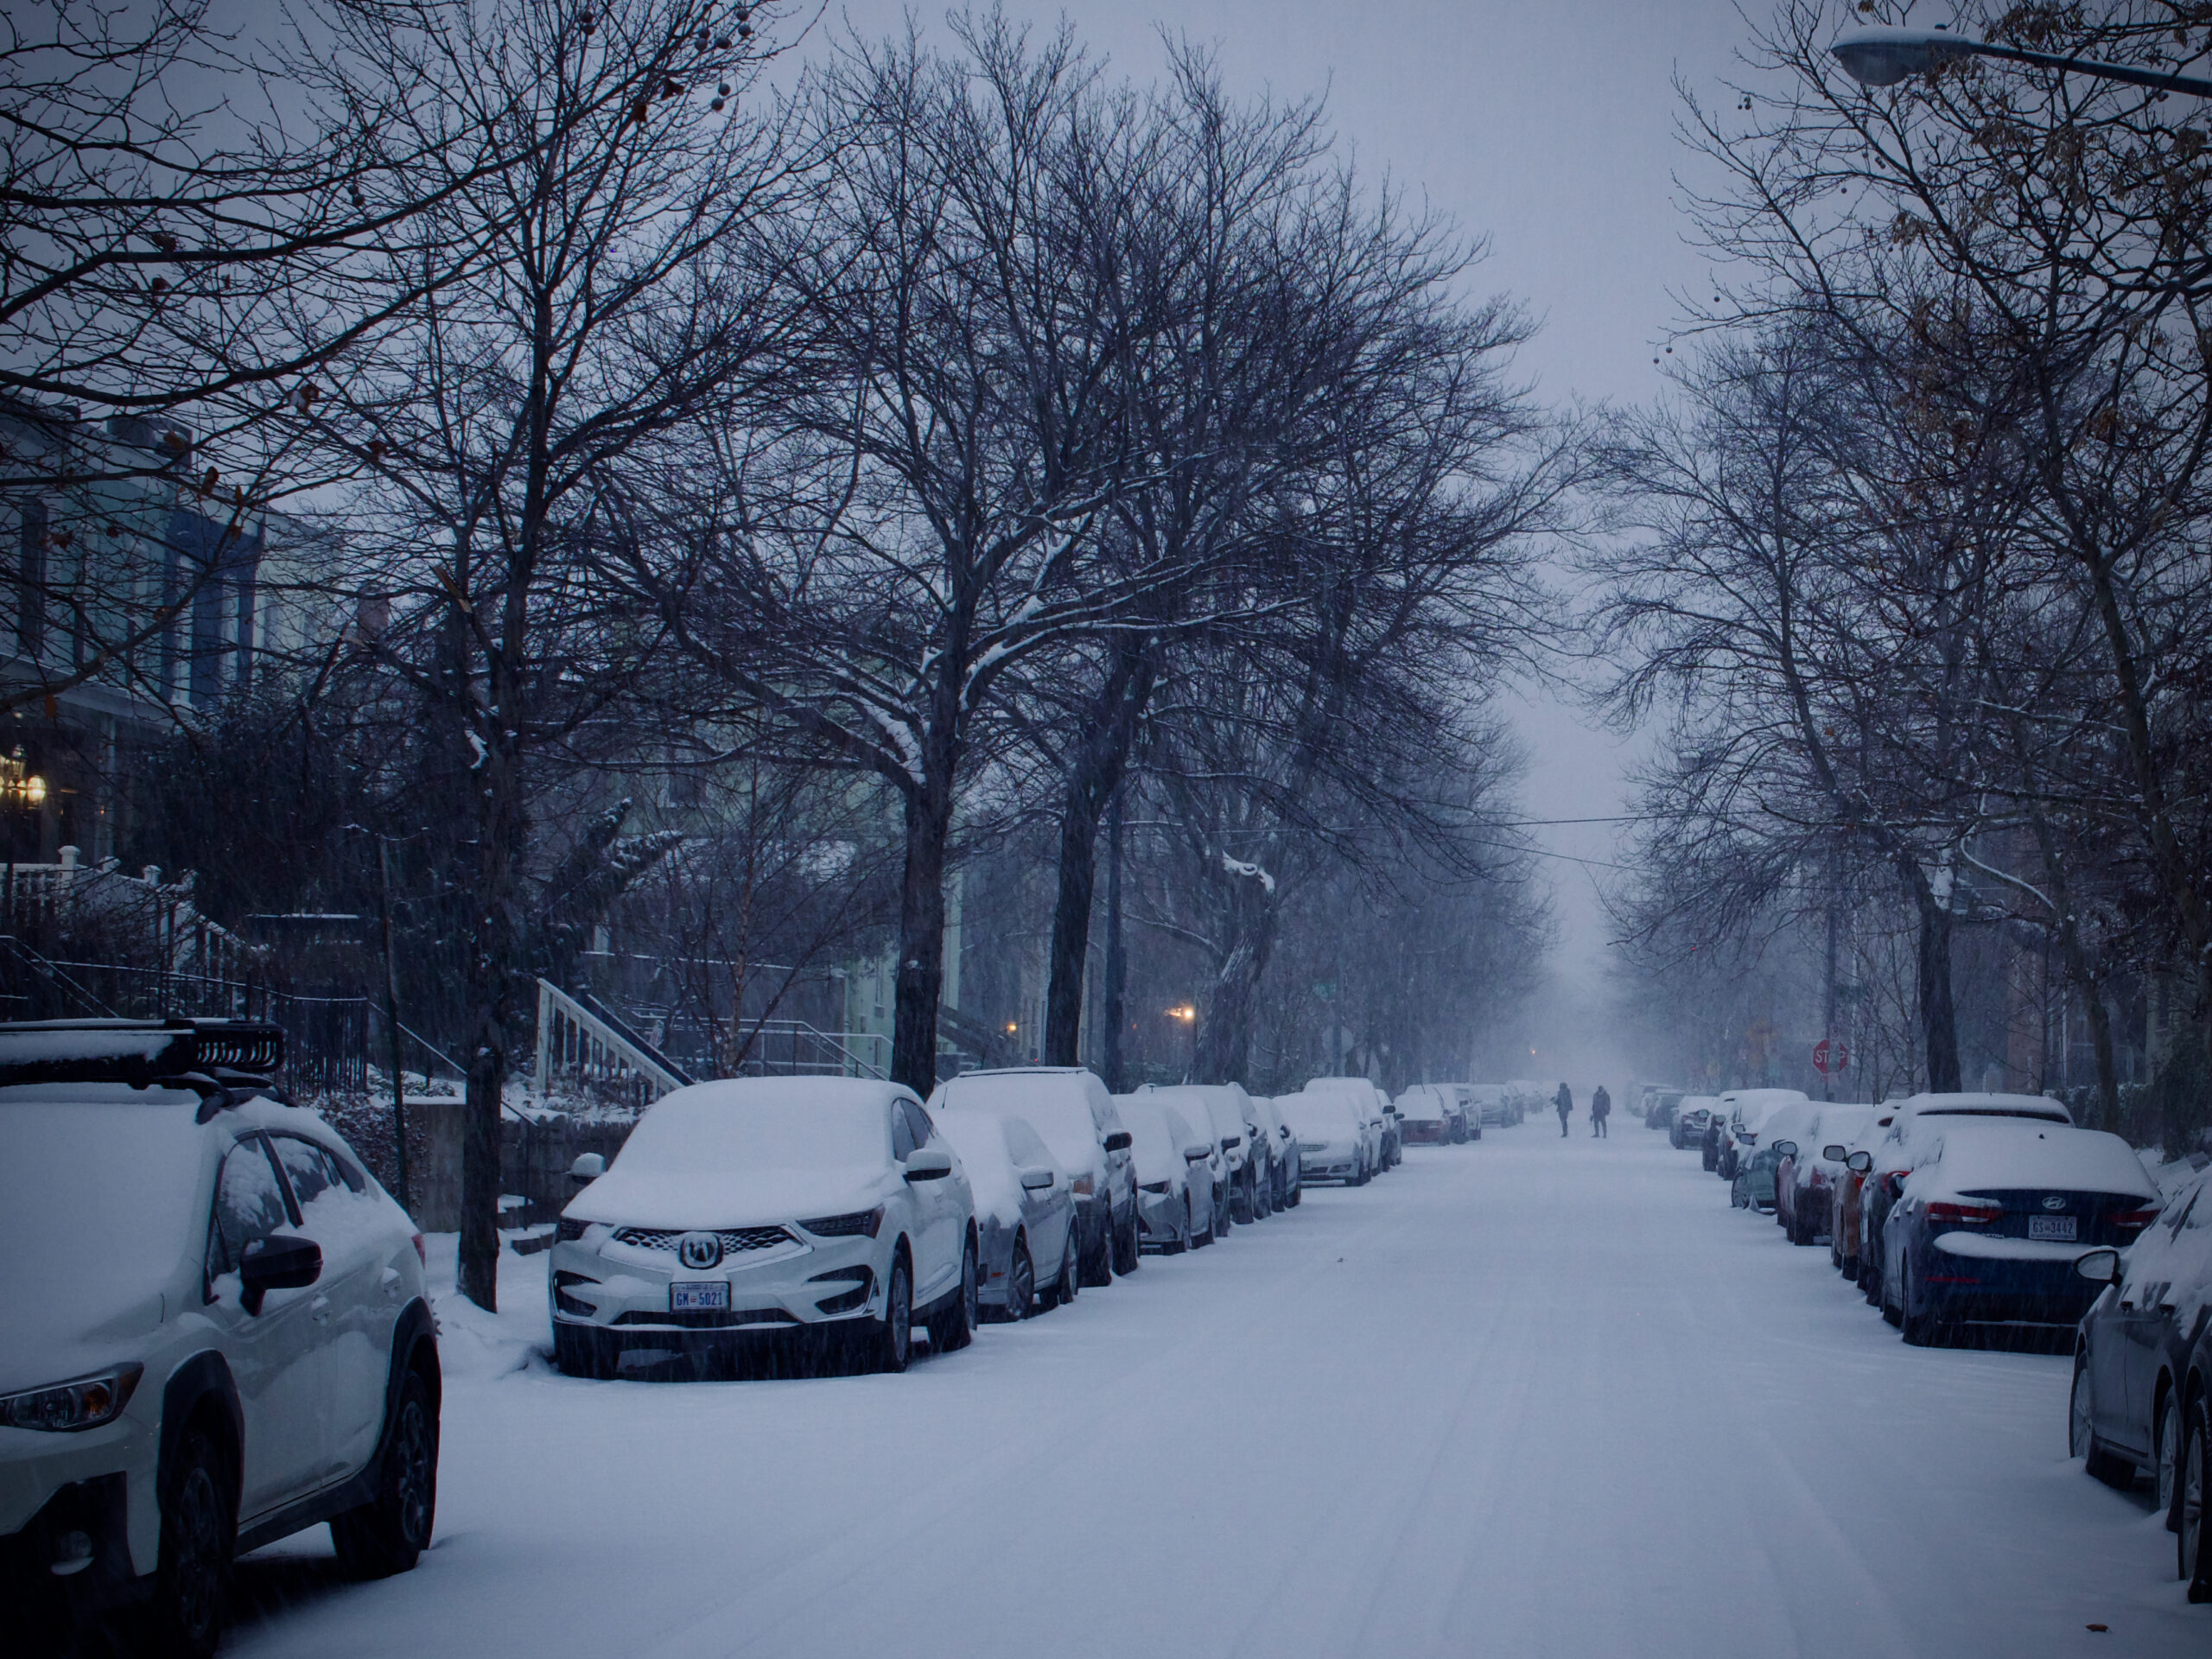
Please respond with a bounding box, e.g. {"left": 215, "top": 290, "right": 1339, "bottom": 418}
{"left": 534, "top": 978, "right": 690, "bottom": 1105}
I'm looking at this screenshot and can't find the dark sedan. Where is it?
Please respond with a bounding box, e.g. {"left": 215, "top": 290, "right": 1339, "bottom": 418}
{"left": 1880, "top": 1122, "right": 2159, "bottom": 1347}
{"left": 2070, "top": 1162, "right": 2212, "bottom": 1597}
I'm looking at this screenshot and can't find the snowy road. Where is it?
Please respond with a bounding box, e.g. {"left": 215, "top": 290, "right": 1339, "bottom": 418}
{"left": 228, "top": 1127, "right": 2204, "bottom": 1657}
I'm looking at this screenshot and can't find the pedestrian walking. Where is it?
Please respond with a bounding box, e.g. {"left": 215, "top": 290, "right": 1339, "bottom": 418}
{"left": 1591, "top": 1084, "right": 1611, "bottom": 1138}
{"left": 1554, "top": 1081, "right": 1573, "bottom": 1137}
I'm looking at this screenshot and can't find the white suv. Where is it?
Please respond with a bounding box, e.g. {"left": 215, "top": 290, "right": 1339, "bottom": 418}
{"left": 0, "top": 1020, "right": 438, "bottom": 1658}
{"left": 550, "top": 1077, "right": 979, "bottom": 1376}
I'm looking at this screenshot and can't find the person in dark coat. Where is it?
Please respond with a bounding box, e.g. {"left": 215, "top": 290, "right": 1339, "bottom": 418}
{"left": 1591, "top": 1084, "right": 1611, "bottom": 1138}
{"left": 1554, "top": 1081, "right": 1573, "bottom": 1137}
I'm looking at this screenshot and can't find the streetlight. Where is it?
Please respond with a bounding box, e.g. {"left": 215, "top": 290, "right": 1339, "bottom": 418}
{"left": 1831, "top": 24, "right": 2212, "bottom": 98}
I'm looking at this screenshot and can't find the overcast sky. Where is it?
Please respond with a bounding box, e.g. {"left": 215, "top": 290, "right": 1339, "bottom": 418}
{"left": 798, "top": 2, "right": 1758, "bottom": 1006}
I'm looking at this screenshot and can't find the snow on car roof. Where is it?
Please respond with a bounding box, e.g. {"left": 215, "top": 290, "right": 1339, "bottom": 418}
{"left": 621, "top": 1077, "right": 906, "bottom": 1172}
{"left": 933, "top": 1071, "right": 1109, "bottom": 1173}
{"left": 1891, "top": 1091, "right": 2071, "bottom": 1123}
{"left": 1395, "top": 1086, "right": 1446, "bottom": 1121}
{"left": 1916, "top": 1122, "right": 2157, "bottom": 1199}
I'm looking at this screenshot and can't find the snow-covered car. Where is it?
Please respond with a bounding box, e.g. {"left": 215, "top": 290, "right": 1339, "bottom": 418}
{"left": 1830, "top": 1107, "right": 1898, "bottom": 1278}
{"left": 1777, "top": 1103, "right": 1875, "bottom": 1247}
{"left": 1467, "top": 1084, "right": 1511, "bottom": 1128}
{"left": 1277, "top": 1090, "right": 1366, "bottom": 1185}
{"left": 1878, "top": 1120, "right": 2157, "bottom": 1346}
{"left": 931, "top": 1109, "right": 1077, "bottom": 1319}
{"left": 1301, "top": 1077, "right": 1388, "bottom": 1179}
{"left": 1853, "top": 1092, "right": 2074, "bottom": 1306}
{"left": 1116, "top": 1096, "right": 1218, "bottom": 1252}
{"left": 2072, "top": 1162, "right": 2211, "bottom": 1525}
{"left": 1643, "top": 1088, "right": 1685, "bottom": 1132}
{"left": 0, "top": 1020, "right": 439, "bottom": 1659}
{"left": 1716, "top": 1088, "right": 1811, "bottom": 1181}
{"left": 931, "top": 1068, "right": 1137, "bottom": 1283}
{"left": 1145, "top": 1083, "right": 1269, "bottom": 1225}
{"left": 1671, "top": 1095, "right": 1719, "bottom": 1151}
{"left": 550, "top": 1078, "right": 979, "bottom": 1377}
{"left": 1247, "top": 1094, "right": 1304, "bottom": 1205}
{"left": 1730, "top": 1101, "right": 1823, "bottom": 1214}
{"left": 1235, "top": 1087, "right": 1283, "bottom": 1219}
{"left": 1395, "top": 1085, "right": 1452, "bottom": 1147}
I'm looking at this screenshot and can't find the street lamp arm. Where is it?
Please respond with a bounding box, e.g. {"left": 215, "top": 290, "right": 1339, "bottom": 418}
{"left": 1832, "top": 25, "right": 2212, "bottom": 99}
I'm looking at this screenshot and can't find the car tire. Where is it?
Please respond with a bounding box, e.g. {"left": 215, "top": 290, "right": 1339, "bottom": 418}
{"left": 872, "top": 1253, "right": 914, "bottom": 1371}
{"left": 1166, "top": 1196, "right": 1192, "bottom": 1255}
{"left": 929, "top": 1236, "right": 978, "bottom": 1351}
{"left": 1005, "top": 1236, "right": 1034, "bottom": 1320}
{"left": 1730, "top": 1177, "right": 1748, "bottom": 1209}
{"left": 333, "top": 1367, "right": 437, "bottom": 1580}
{"left": 2072, "top": 1346, "right": 2133, "bottom": 1487}
{"left": 1079, "top": 1211, "right": 1114, "bottom": 1287}
{"left": 2181, "top": 1393, "right": 2211, "bottom": 1599}
{"left": 554, "top": 1321, "right": 618, "bottom": 1379}
{"left": 1899, "top": 1260, "right": 1941, "bottom": 1346}
{"left": 2159, "top": 1389, "right": 2183, "bottom": 1529}
{"left": 1113, "top": 1201, "right": 1141, "bottom": 1275}
{"left": 1055, "top": 1227, "right": 1081, "bottom": 1305}
{"left": 150, "top": 1425, "right": 234, "bottom": 1659}
{"left": 1879, "top": 1256, "right": 1903, "bottom": 1327}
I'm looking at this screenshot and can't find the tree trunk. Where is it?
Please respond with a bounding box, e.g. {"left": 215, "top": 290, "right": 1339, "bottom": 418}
{"left": 890, "top": 768, "right": 954, "bottom": 1094}
{"left": 1042, "top": 646, "right": 1155, "bottom": 1066}
{"left": 1195, "top": 855, "right": 1281, "bottom": 1085}
{"left": 1903, "top": 859, "right": 1961, "bottom": 1093}
{"left": 1101, "top": 788, "right": 1126, "bottom": 1091}
{"left": 457, "top": 728, "right": 524, "bottom": 1313}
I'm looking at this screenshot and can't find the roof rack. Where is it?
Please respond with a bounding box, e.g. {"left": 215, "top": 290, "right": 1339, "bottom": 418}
{"left": 0, "top": 1019, "right": 286, "bottom": 1098}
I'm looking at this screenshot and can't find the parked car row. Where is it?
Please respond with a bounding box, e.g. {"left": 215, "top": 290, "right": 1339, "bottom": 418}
{"left": 3, "top": 1020, "right": 441, "bottom": 1659}
{"left": 548, "top": 1067, "right": 1438, "bottom": 1382}
{"left": 1673, "top": 1078, "right": 2208, "bottom": 1598}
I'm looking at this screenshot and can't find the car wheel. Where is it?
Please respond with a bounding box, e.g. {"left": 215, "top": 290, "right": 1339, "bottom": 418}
{"left": 1080, "top": 1211, "right": 1114, "bottom": 1287}
{"left": 2071, "top": 1347, "right": 2134, "bottom": 1487}
{"left": 1879, "top": 1255, "right": 1903, "bottom": 1327}
{"left": 151, "top": 1426, "right": 234, "bottom": 1659}
{"left": 1730, "top": 1177, "right": 1748, "bottom": 1209}
{"left": 2182, "top": 1394, "right": 2211, "bottom": 1599}
{"left": 1005, "top": 1236, "right": 1035, "bottom": 1321}
{"left": 333, "top": 1367, "right": 437, "bottom": 1579}
{"left": 930, "top": 1236, "right": 978, "bottom": 1351}
{"left": 1113, "top": 1201, "right": 1141, "bottom": 1275}
{"left": 1166, "top": 1195, "right": 1192, "bottom": 1255}
{"left": 1899, "top": 1260, "right": 1941, "bottom": 1346}
{"left": 874, "top": 1254, "right": 914, "bottom": 1371}
{"left": 2159, "top": 1389, "right": 2183, "bottom": 1529}
{"left": 1056, "top": 1227, "right": 1080, "bottom": 1305}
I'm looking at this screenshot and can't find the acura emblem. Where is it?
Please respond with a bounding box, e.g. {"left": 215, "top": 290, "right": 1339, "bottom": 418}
{"left": 2041, "top": 1196, "right": 2066, "bottom": 1212}
{"left": 677, "top": 1231, "right": 724, "bottom": 1269}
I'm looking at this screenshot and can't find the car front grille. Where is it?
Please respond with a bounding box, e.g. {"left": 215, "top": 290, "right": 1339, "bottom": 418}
{"left": 613, "top": 1225, "right": 795, "bottom": 1255}
{"left": 615, "top": 1308, "right": 800, "bottom": 1330}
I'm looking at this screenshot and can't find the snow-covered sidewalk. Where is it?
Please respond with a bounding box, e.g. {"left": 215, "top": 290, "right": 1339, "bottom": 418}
{"left": 226, "top": 1128, "right": 2203, "bottom": 1656}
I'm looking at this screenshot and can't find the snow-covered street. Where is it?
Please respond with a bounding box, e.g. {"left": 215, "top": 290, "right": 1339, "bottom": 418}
{"left": 226, "top": 1129, "right": 2202, "bottom": 1658}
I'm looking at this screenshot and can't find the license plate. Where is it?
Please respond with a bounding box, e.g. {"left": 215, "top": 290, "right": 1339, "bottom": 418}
{"left": 2029, "top": 1216, "right": 2077, "bottom": 1242}
{"left": 671, "top": 1281, "right": 729, "bottom": 1311}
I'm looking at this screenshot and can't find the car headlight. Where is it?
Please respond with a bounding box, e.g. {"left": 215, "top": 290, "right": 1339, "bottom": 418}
{"left": 556, "top": 1217, "right": 590, "bottom": 1243}
{"left": 798, "top": 1206, "right": 884, "bottom": 1239}
{"left": 1, "top": 1363, "right": 143, "bottom": 1433}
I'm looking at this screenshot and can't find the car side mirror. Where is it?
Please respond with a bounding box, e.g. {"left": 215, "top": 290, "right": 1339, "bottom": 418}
{"left": 904, "top": 1147, "right": 954, "bottom": 1182}
{"left": 1846, "top": 1151, "right": 1872, "bottom": 1173}
{"left": 1184, "top": 1145, "right": 1212, "bottom": 1162}
{"left": 1280, "top": 1125, "right": 1293, "bottom": 1138}
{"left": 1772, "top": 1141, "right": 1797, "bottom": 1159}
{"left": 1103, "top": 1130, "right": 1133, "bottom": 1154}
{"left": 1221, "top": 1135, "right": 1241, "bottom": 1151}
{"left": 239, "top": 1234, "right": 321, "bottom": 1314}
{"left": 1018, "top": 1165, "right": 1057, "bottom": 1192}
{"left": 1821, "top": 1145, "right": 1847, "bottom": 1163}
{"left": 569, "top": 1152, "right": 606, "bottom": 1186}
{"left": 2074, "top": 1248, "right": 2121, "bottom": 1286}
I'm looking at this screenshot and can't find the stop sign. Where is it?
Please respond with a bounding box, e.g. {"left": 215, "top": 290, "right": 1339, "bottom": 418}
{"left": 1813, "top": 1037, "right": 1850, "bottom": 1076}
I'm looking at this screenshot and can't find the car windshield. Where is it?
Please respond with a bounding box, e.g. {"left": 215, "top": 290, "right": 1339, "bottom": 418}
{"left": 0, "top": 1092, "right": 207, "bottom": 1300}
{"left": 619, "top": 1095, "right": 887, "bottom": 1172}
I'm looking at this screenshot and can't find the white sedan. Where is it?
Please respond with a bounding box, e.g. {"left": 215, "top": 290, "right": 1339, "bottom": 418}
{"left": 550, "top": 1078, "right": 978, "bottom": 1377}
